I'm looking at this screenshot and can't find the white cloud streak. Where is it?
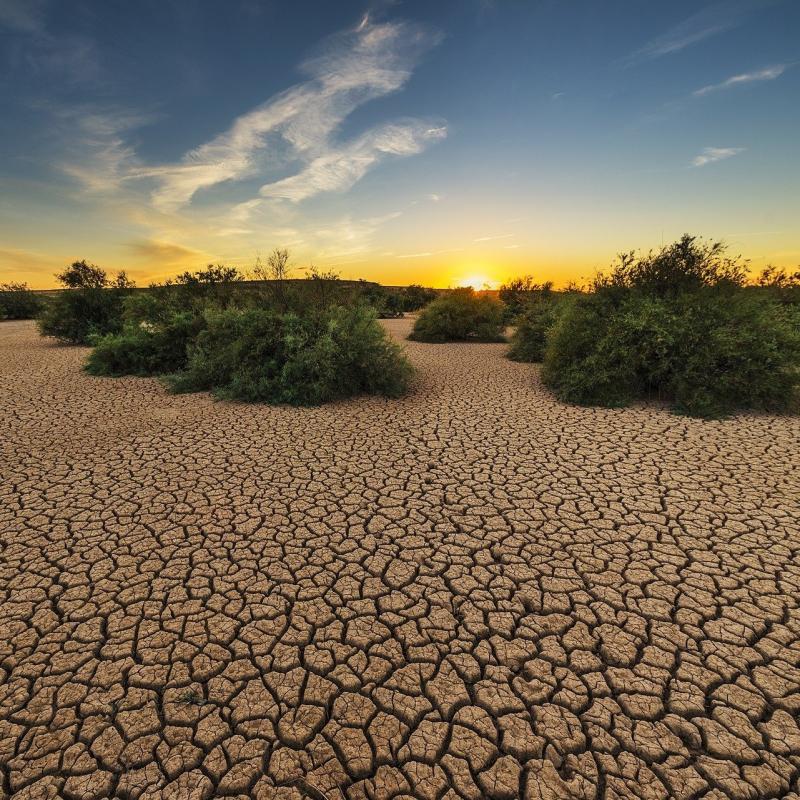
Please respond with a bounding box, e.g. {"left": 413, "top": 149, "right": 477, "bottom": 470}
{"left": 137, "top": 18, "right": 444, "bottom": 212}
{"left": 473, "top": 233, "right": 514, "bottom": 242}
{"left": 693, "top": 64, "right": 788, "bottom": 96}
{"left": 691, "top": 146, "right": 745, "bottom": 167}
{"left": 260, "top": 123, "right": 446, "bottom": 202}
{"left": 55, "top": 107, "right": 152, "bottom": 192}
{"left": 625, "top": 1, "right": 767, "bottom": 65}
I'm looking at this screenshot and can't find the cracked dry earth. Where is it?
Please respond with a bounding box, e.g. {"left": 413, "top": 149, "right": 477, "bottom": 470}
{"left": 1, "top": 318, "right": 800, "bottom": 800}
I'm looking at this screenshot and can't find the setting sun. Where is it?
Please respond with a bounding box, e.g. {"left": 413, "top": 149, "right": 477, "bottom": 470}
{"left": 458, "top": 274, "right": 497, "bottom": 291}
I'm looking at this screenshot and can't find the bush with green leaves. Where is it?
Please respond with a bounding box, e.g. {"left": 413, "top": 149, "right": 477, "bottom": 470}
{"left": 152, "top": 264, "right": 246, "bottom": 314}
{"left": 595, "top": 234, "right": 747, "bottom": 297}
{"left": 408, "top": 288, "right": 505, "bottom": 343}
{"left": 85, "top": 313, "right": 203, "bottom": 377}
{"left": 507, "top": 293, "right": 562, "bottom": 362}
{"left": 37, "top": 261, "right": 135, "bottom": 344}
{"left": 0, "top": 282, "right": 42, "bottom": 320}
{"left": 357, "top": 281, "right": 404, "bottom": 318}
{"left": 499, "top": 276, "right": 554, "bottom": 322}
{"left": 541, "top": 237, "right": 800, "bottom": 417}
{"left": 169, "top": 304, "right": 412, "bottom": 405}
{"left": 401, "top": 284, "right": 438, "bottom": 312}
{"left": 755, "top": 266, "right": 800, "bottom": 316}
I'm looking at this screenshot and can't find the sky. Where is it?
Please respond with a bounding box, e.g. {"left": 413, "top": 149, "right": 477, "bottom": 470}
{"left": 1, "top": 0, "right": 798, "bottom": 289}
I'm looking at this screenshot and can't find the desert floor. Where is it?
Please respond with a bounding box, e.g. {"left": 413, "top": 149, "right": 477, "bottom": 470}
{"left": 1, "top": 317, "right": 799, "bottom": 800}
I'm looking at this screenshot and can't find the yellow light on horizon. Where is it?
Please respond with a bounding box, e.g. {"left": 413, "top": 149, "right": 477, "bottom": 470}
{"left": 458, "top": 274, "right": 497, "bottom": 291}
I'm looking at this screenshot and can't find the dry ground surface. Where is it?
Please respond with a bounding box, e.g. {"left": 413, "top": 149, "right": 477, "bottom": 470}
{"left": 1, "top": 317, "right": 799, "bottom": 800}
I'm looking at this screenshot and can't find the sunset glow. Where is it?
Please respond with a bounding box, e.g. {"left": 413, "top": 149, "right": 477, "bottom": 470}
{"left": 1, "top": 2, "right": 799, "bottom": 289}
{"left": 457, "top": 274, "right": 498, "bottom": 291}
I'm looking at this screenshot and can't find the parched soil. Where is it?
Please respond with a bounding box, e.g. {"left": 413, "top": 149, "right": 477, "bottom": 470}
{"left": 1, "top": 317, "right": 799, "bottom": 800}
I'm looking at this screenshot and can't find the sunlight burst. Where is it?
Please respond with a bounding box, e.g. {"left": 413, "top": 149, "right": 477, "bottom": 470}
{"left": 459, "top": 274, "right": 496, "bottom": 291}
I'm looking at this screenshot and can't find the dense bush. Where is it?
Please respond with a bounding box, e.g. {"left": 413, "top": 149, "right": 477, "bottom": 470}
{"left": 595, "top": 235, "right": 747, "bottom": 296}
{"left": 154, "top": 264, "right": 246, "bottom": 313}
{"left": 507, "top": 293, "right": 562, "bottom": 362}
{"left": 541, "top": 236, "right": 800, "bottom": 417}
{"left": 0, "top": 282, "right": 42, "bottom": 320}
{"left": 499, "top": 276, "right": 554, "bottom": 322}
{"left": 85, "top": 314, "right": 203, "bottom": 376}
{"left": 170, "top": 304, "right": 412, "bottom": 405}
{"left": 402, "top": 284, "right": 438, "bottom": 312}
{"left": 408, "top": 288, "right": 505, "bottom": 343}
{"left": 38, "top": 289, "right": 126, "bottom": 344}
{"left": 37, "top": 261, "right": 136, "bottom": 344}
{"left": 755, "top": 266, "right": 800, "bottom": 314}
{"left": 357, "top": 281, "right": 404, "bottom": 318}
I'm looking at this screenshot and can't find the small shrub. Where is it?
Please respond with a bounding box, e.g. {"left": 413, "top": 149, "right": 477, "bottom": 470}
{"left": 541, "top": 294, "right": 636, "bottom": 407}
{"left": 358, "top": 282, "right": 404, "bottom": 318}
{"left": 170, "top": 304, "right": 412, "bottom": 405}
{"left": 38, "top": 288, "right": 129, "bottom": 344}
{"left": 507, "top": 294, "right": 561, "bottom": 362}
{"left": 402, "top": 284, "right": 438, "bottom": 312}
{"left": 163, "top": 264, "right": 245, "bottom": 310}
{"left": 37, "top": 261, "right": 135, "bottom": 344}
{"left": 408, "top": 288, "right": 505, "bottom": 343}
{"left": 755, "top": 266, "right": 800, "bottom": 314}
{"left": 0, "top": 283, "right": 42, "bottom": 320}
{"left": 251, "top": 248, "right": 300, "bottom": 312}
{"left": 305, "top": 266, "right": 347, "bottom": 309}
{"left": 85, "top": 313, "right": 202, "bottom": 376}
{"left": 499, "top": 277, "right": 553, "bottom": 322}
{"left": 56, "top": 260, "right": 108, "bottom": 289}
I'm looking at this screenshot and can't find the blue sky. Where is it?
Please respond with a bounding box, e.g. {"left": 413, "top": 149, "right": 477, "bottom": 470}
{"left": 1, "top": 0, "right": 798, "bottom": 287}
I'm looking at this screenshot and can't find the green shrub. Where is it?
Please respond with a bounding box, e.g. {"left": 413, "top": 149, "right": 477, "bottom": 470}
{"left": 0, "top": 283, "right": 42, "bottom": 320}
{"left": 37, "top": 261, "right": 135, "bottom": 344}
{"left": 408, "top": 288, "right": 505, "bottom": 343}
{"left": 539, "top": 236, "right": 800, "bottom": 417}
{"left": 669, "top": 292, "right": 800, "bottom": 417}
{"left": 755, "top": 266, "right": 800, "bottom": 313}
{"left": 541, "top": 294, "right": 636, "bottom": 407}
{"left": 85, "top": 314, "right": 202, "bottom": 377}
{"left": 170, "top": 304, "right": 412, "bottom": 405}
{"left": 166, "top": 264, "right": 245, "bottom": 308}
{"left": 499, "top": 277, "right": 553, "bottom": 322}
{"left": 507, "top": 294, "right": 561, "bottom": 362}
{"left": 596, "top": 234, "right": 747, "bottom": 297}
{"left": 358, "top": 282, "right": 404, "bottom": 318}
{"left": 38, "top": 288, "right": 129, "bottom": 344}
{"left": 402, "top": 284, "right": 438, "bottom": 312}
{"left": 542, "top": 290, "right": 800, "bottom": 417}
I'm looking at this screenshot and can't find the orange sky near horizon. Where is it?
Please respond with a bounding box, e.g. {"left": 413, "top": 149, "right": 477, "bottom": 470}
{"left": 4, "top": 236, "right": 798, "bottom": 291}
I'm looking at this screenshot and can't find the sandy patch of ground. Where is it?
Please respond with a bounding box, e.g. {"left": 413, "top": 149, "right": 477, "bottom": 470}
{"left": 1, "top": 317, "right": 799, "bottom": 800}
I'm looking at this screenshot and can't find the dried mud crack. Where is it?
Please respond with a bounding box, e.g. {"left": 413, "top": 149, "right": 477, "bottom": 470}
{"left": 1, "top": 317, "right": 799, "bottom": 800}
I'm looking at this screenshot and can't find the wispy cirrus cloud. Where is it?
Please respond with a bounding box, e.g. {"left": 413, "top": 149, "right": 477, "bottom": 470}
{"left": 56, "top": 107, "right": 152, "bottom": 192}
{"left": 625, "top": 0, "right": 769, "bottom": 65}
{"left": 298, "top": 211, "right": 404, "bottom": 261}
{"left": 260, "top": 122, "right": 446, "bottom": 202}
{"left": 693, "top": 64, "right": 788, "bottom": 96}
{"left": 135, "top": 16, "right": 445, "bottom": 212}
{"left": 473, "top": 233, "right": 514, "bottom": 242}
{"left": 692, "top": 146, "right": 745, "bottom": 167}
